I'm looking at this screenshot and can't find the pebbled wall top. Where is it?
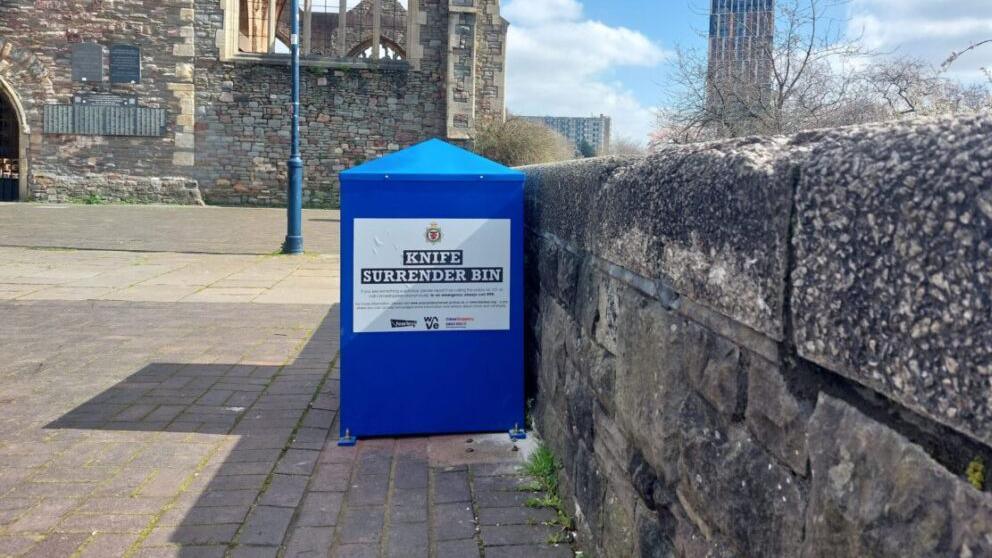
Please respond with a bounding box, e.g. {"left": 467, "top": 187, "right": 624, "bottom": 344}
{"left": 523, "top": 112, "right": 992, "bottom": 447}
{"left": 791, "top": 113, "right": 992, "bottom": 445}
{"left": 522, "top": 137, "right": 794, "bottom": 340}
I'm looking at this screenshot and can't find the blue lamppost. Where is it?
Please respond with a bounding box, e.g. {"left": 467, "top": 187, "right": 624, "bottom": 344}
{"left": 282, "top": 0, "right": 304, "bottom": 254}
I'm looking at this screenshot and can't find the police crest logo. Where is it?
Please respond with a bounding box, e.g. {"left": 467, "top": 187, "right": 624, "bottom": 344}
{"left": 425, "top": 222, "right": 442, "bottom": 244}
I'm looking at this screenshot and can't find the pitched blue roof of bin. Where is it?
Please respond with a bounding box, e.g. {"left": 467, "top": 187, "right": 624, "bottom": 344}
{"left": 340, "top": 138, "right": 525, "bottom": 182}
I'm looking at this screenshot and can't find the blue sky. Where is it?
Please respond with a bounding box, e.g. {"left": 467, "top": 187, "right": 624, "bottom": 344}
{"left": 501, "top": 0, "right": 992, "bottom": 144}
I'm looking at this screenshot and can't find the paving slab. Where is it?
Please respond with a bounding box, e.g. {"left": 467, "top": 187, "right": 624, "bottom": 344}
{"left": 0, "top": 248, "right": 339, "bottom": 305}
{"left": 0, "top": 204, "right": 340, "bottom": 255}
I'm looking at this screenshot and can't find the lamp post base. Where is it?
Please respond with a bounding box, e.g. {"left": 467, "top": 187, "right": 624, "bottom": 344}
{"left": 283, "top": 155, "right": 304, "bottom": 254}
{"left": 282, "top": 236, "right": 304, "bottom": 254}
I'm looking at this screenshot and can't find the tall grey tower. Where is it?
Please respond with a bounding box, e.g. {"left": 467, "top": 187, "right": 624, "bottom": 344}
{"left": 707, "top": 0, "right": 774, "bottom": 107}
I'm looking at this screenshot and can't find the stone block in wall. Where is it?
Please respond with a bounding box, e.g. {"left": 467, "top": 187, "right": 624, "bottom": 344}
{"left": 804, "top": 394, "right": 992, "bottom": 557}
{"left": 671, "top": 504, "right": 736, "bottom": 558}
{"left": 572, "top": 439, "right": 608, "bottom": 545}
{"left": 535, "top": 292, "right": 571, "bottom": 409}
{"left": 595, "top": 404, "right": 640, "bottom": 509}
{"left": 600, "top": 484, "right": 637, "bottom": 556}
{"left": 791, "top": 114, "right": 992, "bottom": 446}
{"left": 614, "top": 285, "right": 705, "bottom": 484}
{"left": 676, "top": 394, "right": 806, "bottom": 557}
{"left": 573, "top": 336, "right": 615, "bottom": 421}
{"left": 563, "top": 361, "right": 594, "bottom": 450}
{"left": 687, "top": 334, "right": 744, "bottom": 420}
{"left": 635, "top": 502, "right": 676, "bottom": 558}
{"left": 573, "top": 253, "right": 603, "bottom": 337}
{"left": 745, "top": 357, "right": 810, "bottom": 476}
{"left": 587, "top": 265, "right": 621, "bottom": 355}
{"left": 534, "top": 234, "right": 579, "bottom": 311}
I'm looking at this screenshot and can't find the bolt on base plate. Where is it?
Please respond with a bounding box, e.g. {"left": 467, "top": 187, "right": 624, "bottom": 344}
{"left": 337, "top": 428, "right": 357, "bottom": 447}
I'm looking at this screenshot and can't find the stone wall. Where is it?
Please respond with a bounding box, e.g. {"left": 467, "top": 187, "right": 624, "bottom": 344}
{"left": 0, "top": 0, "right": 507, "bottom": 207}
{"left": 0, "top": 0, "right": 197, "bottom": 203}
{"left": 522, "top": 114, "right": 992, "bottom": 557}
{"left": 190, "top": 0, "right": 475, "bottom": 207}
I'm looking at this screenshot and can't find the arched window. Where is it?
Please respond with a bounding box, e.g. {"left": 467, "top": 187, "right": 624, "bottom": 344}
{"left": 346, "top": 37, "right": 405, "bottom": 60}
{"left": 232, "top": 0, "right": 417, "bottom": 65}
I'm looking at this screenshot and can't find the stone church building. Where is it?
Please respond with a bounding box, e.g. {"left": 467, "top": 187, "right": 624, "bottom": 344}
{"left": 0, "top": 0, "right": 507, "bottom": 206}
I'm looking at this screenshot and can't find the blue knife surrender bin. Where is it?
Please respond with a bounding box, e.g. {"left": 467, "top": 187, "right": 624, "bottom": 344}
{"left": 338, "top": 139, "right": 525, "bottom": 443}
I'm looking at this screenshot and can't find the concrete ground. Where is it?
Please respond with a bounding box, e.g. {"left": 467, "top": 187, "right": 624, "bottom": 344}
{"left": 0, "top": 204, "right": 573, "bottom": 558}
{"left": 0, "top": 248, "right": 340, "bottom": 305}
{"left": 0, "top": 204, "right": 340, "bottom": 255}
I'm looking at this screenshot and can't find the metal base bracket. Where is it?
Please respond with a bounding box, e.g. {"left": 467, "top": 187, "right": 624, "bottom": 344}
{"left": 509, "top": 426, "right": 527, "bottom": 441}
{"left": 337, "top": 428, "right": 357, "bottom": 447}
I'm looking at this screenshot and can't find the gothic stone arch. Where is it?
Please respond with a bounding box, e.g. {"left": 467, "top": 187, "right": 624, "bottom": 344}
{"left": 0, "top": 37, "right": 55, "bottom": 201}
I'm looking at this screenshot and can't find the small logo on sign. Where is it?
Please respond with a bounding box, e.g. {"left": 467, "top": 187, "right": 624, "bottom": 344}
{"left": 425, "top": 223, "right": 442, "bottom": 244}
{"left": 390, "top": 319, "right": 417, "bottom": 328}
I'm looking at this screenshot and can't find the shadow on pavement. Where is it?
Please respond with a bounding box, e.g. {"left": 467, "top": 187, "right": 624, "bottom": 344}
{"left": 45, "top": 305, "right": 341, "bottom": 556}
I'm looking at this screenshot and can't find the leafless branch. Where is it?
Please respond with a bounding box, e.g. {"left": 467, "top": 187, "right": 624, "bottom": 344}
{"left": 657, "top": 0, "right": 991, "bottom": 144}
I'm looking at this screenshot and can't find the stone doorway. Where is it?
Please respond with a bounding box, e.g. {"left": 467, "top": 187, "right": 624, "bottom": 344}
{"left": 0, "top": 87, "right": 20, "bottom": 202}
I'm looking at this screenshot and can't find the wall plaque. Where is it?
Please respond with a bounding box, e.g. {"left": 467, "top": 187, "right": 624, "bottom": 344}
{"left": 109, "top": 44, "right": 141, "bottom": 84}
{"left": 73, "top": 92, "right": 137, "bottom": 107}
{"left": 44, "top": 105, "right": 167, "bottom": 137}
{"left": 71, "top": 43, "right": 104, "bottom": 82}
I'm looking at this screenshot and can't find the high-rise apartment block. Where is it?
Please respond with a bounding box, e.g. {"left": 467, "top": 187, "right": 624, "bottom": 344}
{"left": 708, "top": 0, "right": 774, "bottom": 102}
{"left": 521, "top": 115, "right": 612, "bottom": 155}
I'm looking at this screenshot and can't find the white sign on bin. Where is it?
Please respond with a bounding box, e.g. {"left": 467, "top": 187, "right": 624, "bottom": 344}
{"left": 353, "top": 218, "right": 511, "bottom": 333}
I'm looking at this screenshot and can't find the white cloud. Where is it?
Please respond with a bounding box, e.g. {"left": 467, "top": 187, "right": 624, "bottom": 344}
{"left": 849, "top": 0, "right": 992, "bottom": 81}
{"left": 503, "top": 0, "right": 667, "bottom": 146}
{"left": 502, "top": 0, "right": 583, "bottom": 26}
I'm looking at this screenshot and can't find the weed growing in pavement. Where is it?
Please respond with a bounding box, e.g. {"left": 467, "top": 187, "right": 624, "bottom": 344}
{"left": 524, "top": 444, "right": 576, "bottom": 544}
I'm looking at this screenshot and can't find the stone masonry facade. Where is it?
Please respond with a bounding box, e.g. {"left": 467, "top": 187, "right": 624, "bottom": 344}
{"left": 0, "top": 0, "right": 507, "bottom": 207}
{"left": 522, "top": 114, "right": 992, "bottom": 557}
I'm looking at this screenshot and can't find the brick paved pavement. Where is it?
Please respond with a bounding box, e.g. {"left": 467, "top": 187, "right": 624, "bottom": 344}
{"left": 0, "top": 300, "right": 573, "bottom": 557}
{"left": 0, "top": 200, "right": 574, "bottom": 557}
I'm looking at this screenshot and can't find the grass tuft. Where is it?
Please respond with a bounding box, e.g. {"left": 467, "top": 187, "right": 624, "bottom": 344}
{"left": 967, "top": 456, "right": 986, "bottom": 490}
{"left": 524, "top": 444, "right": 559, "bottom": 496}
{"left": 524, "top": 444, "right": 576, "bottom": 545}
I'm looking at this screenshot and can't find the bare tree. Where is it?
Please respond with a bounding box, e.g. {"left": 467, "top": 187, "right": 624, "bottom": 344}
{"left": 943, "top": 39, "right": 992, "bottom": 86}
{"left": 663, "top": 0, "right": 873, "bottom": 142}
{"left": 660, "top": 1, "right": 992, "bottom": 143}
{"left": 867, "top": 57, "right": 990, "bottom": 117}
{"left": 608, "top": 136, "right": 648, "bottom": 157}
